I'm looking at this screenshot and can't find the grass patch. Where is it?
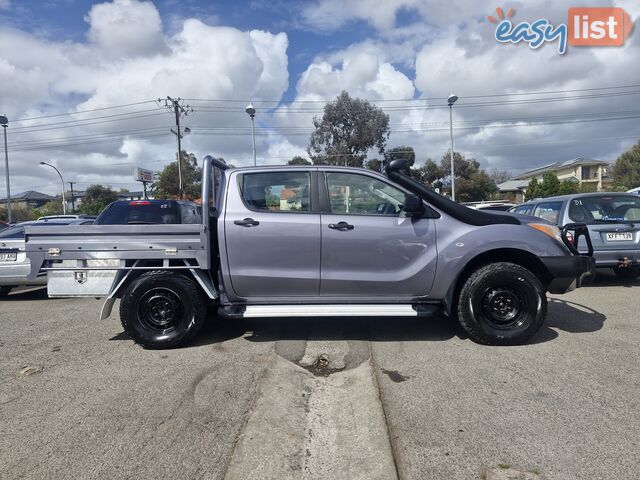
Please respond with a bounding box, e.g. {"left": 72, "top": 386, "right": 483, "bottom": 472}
{"left": 498, "top": 463, "right": 511, "bottom": 470}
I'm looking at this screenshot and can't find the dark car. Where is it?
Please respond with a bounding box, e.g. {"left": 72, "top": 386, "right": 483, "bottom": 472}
{"left": 95, "top": 200, "right": 201, "bottom": 225}
{"left": 511, "top": 193, "right": 640, "bottom": 279}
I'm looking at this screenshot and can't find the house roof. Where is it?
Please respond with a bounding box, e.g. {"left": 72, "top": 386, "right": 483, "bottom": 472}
{"left": 512, "top": 157, "right": 609, "bottom": 180}
{"left": 497, "top": 179, "right": 530, "bottom": 192}
{"left": 0, "top": 190, "right": 56, "bottom": 203}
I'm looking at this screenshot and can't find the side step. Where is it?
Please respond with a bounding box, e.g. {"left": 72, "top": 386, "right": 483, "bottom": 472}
{"left": 218, "top": 304, "right": 440, "bottom": 319}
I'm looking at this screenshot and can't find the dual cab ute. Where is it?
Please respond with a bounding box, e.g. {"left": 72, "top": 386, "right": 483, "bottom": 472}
{"left": 25, "top": 157, "right": 594, "bottom": 348}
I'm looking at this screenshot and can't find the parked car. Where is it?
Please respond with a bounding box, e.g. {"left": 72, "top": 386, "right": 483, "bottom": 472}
{"left": 94, "top": 200, "right": 201, "bottom": 225}
{"left": 37, "top": 214, "right": 96, "bottom": 221}
{"left": 464, "top": 201, "right": 515, "bottom": 211}
{"left": 0, "top": 219, "right": 85, "bottom": 296}
{"left": 25, "top": 157, "right": 593, "bottom": 348}
{"left": 510, "top": 193, "right": 640, "bottom": 279}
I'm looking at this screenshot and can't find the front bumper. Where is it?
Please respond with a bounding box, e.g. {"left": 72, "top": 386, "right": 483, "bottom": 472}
{"left": 540, "top": 255, "right": 595, "bottom": 294}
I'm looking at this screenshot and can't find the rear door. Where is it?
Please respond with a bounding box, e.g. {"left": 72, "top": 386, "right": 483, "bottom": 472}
{"left": 223, "top": 169, "right": 321, "bottom": 298}
{"left": 318, "top": 171, "right": 437, "bottom": 297}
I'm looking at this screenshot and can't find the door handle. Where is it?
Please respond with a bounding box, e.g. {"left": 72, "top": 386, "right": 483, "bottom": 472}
{"left": 328, "top": 221, "right": 354, "bottom": 231}
{"left": 234, "top": 218, "right": 260, "bottom": 227}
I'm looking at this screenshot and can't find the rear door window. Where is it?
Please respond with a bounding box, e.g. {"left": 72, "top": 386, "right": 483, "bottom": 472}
{"left": 96, "top": 202, "right": 179, "bottom": 224}
{"left": 532, "top": 201, "right": 563, "bottom": 224}
{"left": 514, "top": 205, "right": 533, "bottom": 215}
{"left": 241, "top": 172, "right": 311, "bottom": 213}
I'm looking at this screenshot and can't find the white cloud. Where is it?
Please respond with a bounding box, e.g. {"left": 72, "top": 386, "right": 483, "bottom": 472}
{"left": 0, "top": 0, "right": 290, "bottom": 195}
{"left": 85, "top": 0, "right": 167, "bottom": 58}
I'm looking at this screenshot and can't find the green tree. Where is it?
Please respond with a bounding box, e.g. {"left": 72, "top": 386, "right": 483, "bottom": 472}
{"left": 526, "top": 178, "right": 540, "bottom": 200}
{"left": 152, "top": 151, "right": 201, "bottom": 199}
{"left": 79, "top": 185, "right": 118, "bottom": 215}
{"left": 0, "top": 204, "right": 37, "bottom": 222}
{"left": 539, "top": 172, "right": 561, "bottom": 197}
{"left": 365, "top": 158, "right": 383, "bottom": 172}
{"left": 384, "top": 146, "right": 416, "bottom": 169}
{"left": 612, "top": 140, "right": 640, "bottom": 190}
{"left": 308, "top": 91, "right": 390, "bottom": 167}
{"left": 288, "top": 156, "right": 311, "bottom": 166}
{"left": 410, "top": 159, "right": 441, "bottom": 186}
{"left": 558, "top": 179, "right": 579, "bottom": 195}
{"left": 437, "top": 150, "right": 496, "bottom": 201}
{"left": 36, "top": 200, "right": 64, "bottom": 217}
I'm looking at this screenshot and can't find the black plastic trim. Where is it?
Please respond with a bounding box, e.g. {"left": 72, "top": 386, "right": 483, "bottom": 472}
{"left": 540, "top": 255, "right": 595, "bottom": 293}
{"left": 385, "top": 159, "right": 520, "bottom": 226}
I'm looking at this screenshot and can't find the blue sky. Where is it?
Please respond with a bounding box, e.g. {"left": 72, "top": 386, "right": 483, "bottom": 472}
{"left": 0, "top": 0, "right": 639, "bottom": 194}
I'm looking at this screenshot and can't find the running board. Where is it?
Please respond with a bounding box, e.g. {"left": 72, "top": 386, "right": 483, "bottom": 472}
{"left": 218, "top": 304, "right": 440, "bottom": 319}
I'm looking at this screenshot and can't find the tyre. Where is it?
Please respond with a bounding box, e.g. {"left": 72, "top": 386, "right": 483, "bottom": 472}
{"left": 612, "top": 266, "right": 640, "bottom": 280}
{"left": 0, "top": 286, "right": 12, "bottom": 297}
{"left": 119, "top": 271, "right": 208, "bottom": 349}
{"left": 456, "top": 262, "right": 547, "bottom": 346}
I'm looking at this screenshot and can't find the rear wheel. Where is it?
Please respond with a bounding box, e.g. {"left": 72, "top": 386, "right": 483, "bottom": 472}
{"left": 119, "top": 271, "right": 208, "bottom": 349}
{"left": 612, "top": 266, "right": 640, "bottom": 280}
{"left": 0, "top": 286, "right": 12, "bottom": 297}
{"left": 456, "top": 262, "right": 547, "bottom": 346}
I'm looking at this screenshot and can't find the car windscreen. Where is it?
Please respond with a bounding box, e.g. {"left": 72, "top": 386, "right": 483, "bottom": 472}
{"left": 96, "top": 202, "right": 180, "bottom": 225}
{"left": 568, "top": 195, "right": 640, "bottom": 224}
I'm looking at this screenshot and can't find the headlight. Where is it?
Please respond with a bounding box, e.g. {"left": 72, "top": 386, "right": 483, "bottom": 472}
{"left": 527, "top": 223, "right": 564, "bottom": 243}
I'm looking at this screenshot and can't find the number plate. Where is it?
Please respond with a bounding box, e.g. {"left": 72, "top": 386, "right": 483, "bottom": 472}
{"left": 605, "top": 232, "right": 633, "bottom": 241}
{"left": 0, "top": 252, "right": 17, "bottom": 262}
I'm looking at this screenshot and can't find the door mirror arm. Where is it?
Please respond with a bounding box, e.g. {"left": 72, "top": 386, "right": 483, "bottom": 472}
{"left": 402, "top": 194, "right": 426, "bottom": 218}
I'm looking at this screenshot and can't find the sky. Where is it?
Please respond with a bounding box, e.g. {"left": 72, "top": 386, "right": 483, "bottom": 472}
{"left": 0, "top": 0, "right": 639, "bottom": 196}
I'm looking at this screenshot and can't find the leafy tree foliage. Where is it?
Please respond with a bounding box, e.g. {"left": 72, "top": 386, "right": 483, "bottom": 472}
{"left": 538, "top": 172, "right": 561, "bottom": 198}
{"left": 409, "top": 159, "right": 441, "bottom": 185}
{"left": 308, "top": 91, "right": 390, "bottom": 167}
{"left": 384, "top": 146, "right": 416, "bottom": 169}
{"left": 288, "top": 156, "right": 311, "bottom": 166}
{"left": 365, "top": 158, "right": 383, "bottom": 173}
{"left": 0, "top": 204, "right": 38, "bottom": 222}
{"left": 437, "top": 151, "right": 497, "bottom": 202}
{"left": 558, "top": 179, "right": 579, "bottom": 195}
{"left": 488, "top": 169, "right": 511, "bottom": 185}
{"left": 36, "top": 200, "right": 64, "bottom": 217}
{"left": 79, "top": 185, "right": 118, "bottom": 215}
{"left": 152, "top": 151, "right": 201, "bottom": 199}
{"left": 525, "top": 178, "right": 540, "bottom": 200}
{"left": 612, "top": 140, "right": 640, "bottom": 190}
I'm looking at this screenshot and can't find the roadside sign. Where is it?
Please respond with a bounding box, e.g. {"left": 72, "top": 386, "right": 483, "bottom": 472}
{"left": 134, "top": 167, "right": 155, "bottom": 183}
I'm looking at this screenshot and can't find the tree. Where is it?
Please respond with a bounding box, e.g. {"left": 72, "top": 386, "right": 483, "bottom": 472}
{"left": 489, "top": 169, "right": 511, "bottom": 185}
{"left": 152, "top": 151, "right": 201, "bottom": 199}
{"left": 410, "top": 159, "right": 441, "bottom": 185}
{"left": 612, "top": 140, "right": 640, "bottom": 190}
{"left": 36, "top": 200, "right": 64, "bottom": 218}
{"left": 437, "top": 150, "right": 497, "bottom": 201}
{"left": 365, "top": 158, "right": 383, "bottom": 173}
{"left": 384, "top": 146, "right": 416, "bottom": 169}
{"left": 526, "top": 178, "right": 540, "bottom": 200}
{"left": 558, "top": 179, "right": 579, "bottom": 195}
{"left": 0, "top": 204, "right": 37, "bottom": 222}
{"left": 308, "top": 91, "right": 390, "bottom": 167}
{"left": 79, "top": 185, "right": 118, "bottom": 215}
{"left": 288, "top": 156, "right": 311, "bottom": 166}
{"left": 538, "top": 172, "right": 561, "bottom": 198}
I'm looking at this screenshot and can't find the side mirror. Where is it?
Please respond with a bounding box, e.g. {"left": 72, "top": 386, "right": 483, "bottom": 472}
{"left": 403, "top": 194, "right": 425, "bottom": 217}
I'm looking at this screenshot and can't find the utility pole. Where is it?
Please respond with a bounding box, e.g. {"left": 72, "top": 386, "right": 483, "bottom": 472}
{"left": 160, "top": 97, "right": 193, "bottom": 199}
{"left": 0, "top": 116, "right": 11, "bottom": 223}
{"left": 68, "top": 181, "right": 76, "bottom": 212}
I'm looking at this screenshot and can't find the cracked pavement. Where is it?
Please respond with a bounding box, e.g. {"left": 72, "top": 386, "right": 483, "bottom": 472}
{"left": 1, "top": 271, "right": 639, "bottom": 479}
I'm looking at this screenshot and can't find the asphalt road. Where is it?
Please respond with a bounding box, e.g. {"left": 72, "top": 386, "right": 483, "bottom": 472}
{"left": 1, "top": 273, "right": 638, "bottom": 480}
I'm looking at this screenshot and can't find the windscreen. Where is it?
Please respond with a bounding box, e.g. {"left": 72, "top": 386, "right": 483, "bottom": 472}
{"left": 96, "top": 202, "right": 180, "bottom": 225}
{"left": 568, "top": 195, "right": 640, "bottom": 224}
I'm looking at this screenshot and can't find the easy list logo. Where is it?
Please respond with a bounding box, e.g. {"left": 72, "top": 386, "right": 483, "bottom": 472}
{"left": 488, "top": 7, "right": 634, "bottom": 54}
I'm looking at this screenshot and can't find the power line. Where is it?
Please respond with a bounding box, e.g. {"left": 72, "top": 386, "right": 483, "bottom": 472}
{"left": 14, "top": 100, "right": 159, "bottom": 122}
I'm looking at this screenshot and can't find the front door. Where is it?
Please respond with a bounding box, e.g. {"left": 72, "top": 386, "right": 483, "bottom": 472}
{"left": 224, "top": 170, "right": 320, "bottom": 298}
{"left": 319, "top": 171, "right": 437, "bottom": 297}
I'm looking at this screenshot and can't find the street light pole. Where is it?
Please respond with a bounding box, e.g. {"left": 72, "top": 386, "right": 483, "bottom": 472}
{"left": 0, "top": 116, "right": 11, "bottom": 223}
{"left": 246, "top": 103, "right": 256, "bottom": 166}
{"left": 447, "top": 94, "right": 458, "bottom": 202}
{"left": 40, "top": 162, "right": 67, "bottom": 214}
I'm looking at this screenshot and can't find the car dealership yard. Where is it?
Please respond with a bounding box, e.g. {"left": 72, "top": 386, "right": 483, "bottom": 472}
{"left": 1, "top": 272, "right": 638, "bottom": 480}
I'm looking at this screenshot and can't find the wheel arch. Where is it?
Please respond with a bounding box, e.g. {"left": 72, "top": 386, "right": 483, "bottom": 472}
{"left": 443, "top": 248, "right": 552, "bottom": 316}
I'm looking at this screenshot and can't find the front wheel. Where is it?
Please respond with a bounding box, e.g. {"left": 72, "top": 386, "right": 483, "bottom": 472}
{"left": 119, "top": 271, "right": 208, "bottom": 349}
{"left": 456, "top": 262, "right": 547, "bottom": 346}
